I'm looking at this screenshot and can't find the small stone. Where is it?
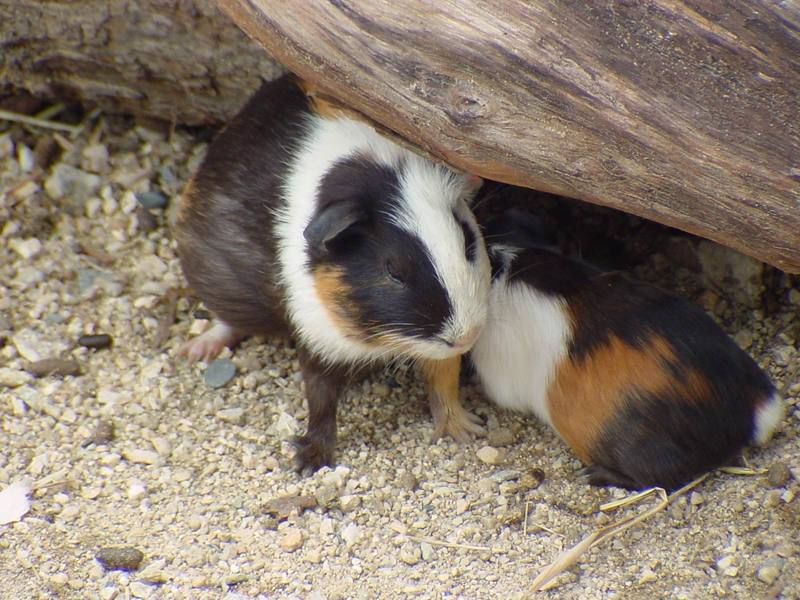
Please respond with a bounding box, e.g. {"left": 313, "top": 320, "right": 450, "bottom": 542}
{"left": 150, "top": 436, "right": 171, "bottom": 457}
{"left": 314, "top": 485, "right": 339, "bottom": 508}
{"left": 716, "top": 556, "right": 734, "bottom": 571}
{"left": 476, "top": 446, "right": 505, "bottom": 465}
{"left": 341, "top": 522, "right": 360, "bottom": 547}
{"left": 789, "top": 288, "right": 800, "bottom": 308}
{"left": 639, "top": 568, "right": 657, "bottom": 584}
{"left": 267, "top": 412, "right": 300, "bottom": 438}
{"left": 44, "top": 163, "right": 102, "bottom": 201}
{"left": 216, "top": 407, "right": 245, "bottom": 424}
{"left": 397, "top": 472, "right": 418, "bottom": 491}
{"left": 135, "top": 191, "right": 168, "bottom": 209}
{"left": 733, "top": 330, "right": 753, "bottom": 350}
{"left": 373, "top": 382, "right": 390, "bottom": 397}
{"left": 689, "top": 492, "right": 705, "bottom": 505}
{"left": 95, "top": 547, "right": 144, "bottom": 571}
{"left": 487, "top": 428, "right": 515, "bottom": 447}
{"left": 339, "top": 494, "right": 361, "bottom": 512}
{"left": 9, "top": 238, "right": 43, "bottom": 259}
{"left": 99, "top": 586, "right": 117, "bottom": 600}
{"left": 765, "top": 462, "right": 792, "bottom": 487}
{"left": 279, "top": 528, "right": 304, "bottom": 552}
{"left": 17, "top": 144, "right": 34, "bottom": 172}
{"left": 25, "top": 358, "right": 82, "bottom": 378}
{"left": 491, "top": 469, "right": 521, "bottom": 482}
{"left": 78, "top": 334, "right": 113, "bottom": 349}
{"left": 455, "top": 498, "right": 469, "bottom": 515}
{"left": 138, "top": 558, "right": 167, "bottom": 583}
{"left": 138, "top": 255, "right": 167, "bottom": 277}
{"left": 0, "top": 368, "right": 33, "bottom": 388}
{"left": 756, "top": 558, "right": 784, "bottom": 585}
{"left": 127, "top": 479, "right": 146, "bottom": 500}
{"left": 320, "top": 518, "right": 335, "bottom": 535}
{"left": 135, "top": 206, "right": 159, "bottom": 233}
{"left": 81, "top": 143, "right": 110, "bottom": 173}
{"left": 93, "top": 420, "right": 115, "bottom": 444}
{"left": 420, "top": 542, "right": 435, "bottom": 561}
{"left": 129, "top": 581, "right": 154, "bottom": 598}
{"left": 173, "top": 469, "right": 192, "bottom": 483}
{"left": 204, "top": 359, "right": 236, "bottom": 388}
{"left": 122, "top": 448, "right": 161, "bottom": 465}
{"left": 262, "top": 495, "right": 318, "bottom": 520}
{"left": 399, "top": 542, "right": 421, "bottom": 565}
{"left": 50, "top": 573, "right": 68, "bottom": 587}
{"left": 476, "top": 478, "right": 495, "bottom": 493}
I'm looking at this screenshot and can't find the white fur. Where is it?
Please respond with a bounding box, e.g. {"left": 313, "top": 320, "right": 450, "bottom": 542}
{"left": 752, "top": 391, "right": 783, "bottom": 445}
{"left": 392, "top": 154, "right": 491, "bottom": 350}
{"left": 471, "top": 274, "right": 572, "bottom": 425}
{"left": 276, "top": 115, "right": 489, "bottom": 365}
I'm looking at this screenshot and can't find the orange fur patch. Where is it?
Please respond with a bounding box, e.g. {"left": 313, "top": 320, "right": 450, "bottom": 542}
{"left": 547, "top": 333, "right": 712, "bottom": 462}
{"left": 311, "top": 265, "right": 364, "bottom": 339}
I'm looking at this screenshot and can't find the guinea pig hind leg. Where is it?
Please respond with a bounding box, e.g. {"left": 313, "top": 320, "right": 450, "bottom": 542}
{"left": 292, "top": 348, "right": 348, "bottom": 473}
{"left": 577, "top": 465, "right": 638, "bottom": 490}
{"left": 179, "top": 321, "right": 245, "bottom": 362}
{"left": 423, "top": 356, "right": 486, "bottom": 443}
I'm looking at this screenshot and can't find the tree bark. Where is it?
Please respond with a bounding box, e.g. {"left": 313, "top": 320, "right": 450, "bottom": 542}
{"left": 1, "top": 0, "right": 283, "bottom": 125}
{"left": 218, "top": 0, "right": 800, "bottom": 273}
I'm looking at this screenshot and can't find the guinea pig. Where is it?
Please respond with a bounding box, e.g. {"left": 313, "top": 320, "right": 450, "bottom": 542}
{"left": 174, "top": 74, "right": 491, "bottom": 472}
{"left": 470, "top": 208, "right": 783, "bottom": 490}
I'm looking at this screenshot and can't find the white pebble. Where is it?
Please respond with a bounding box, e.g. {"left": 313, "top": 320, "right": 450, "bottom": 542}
{"left": 476, "top": 446, "right": 505, "bottom": 465}
{"left": 341, "top": 523, "right": 360, "bottom": 547}
{"left": 123, "top": 448, "right": 161, "bottom": 465}
{"left": 127, "top": 479, "right": 147, "bottom": 500}
{"left": 319, "top": 518, "right": 335, "bottom": 536}
{"left": 279, "top": 528, "right": 304, "bottom": 552}
{"left": 9, "top": 237, "right": 43, "bottom": 260}
{"left": 0, "top": 368, "right": 33, "bottom": 388}
{"left": 17, "top": 144, "right": 35, "bottom": 172}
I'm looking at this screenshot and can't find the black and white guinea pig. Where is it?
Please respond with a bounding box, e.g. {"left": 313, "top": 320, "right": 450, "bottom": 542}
{"left": 470, "top": 208, "right": 783, "bottom": 490}
{"left": 175, "top": 74, "right": 491, "bottom": 472}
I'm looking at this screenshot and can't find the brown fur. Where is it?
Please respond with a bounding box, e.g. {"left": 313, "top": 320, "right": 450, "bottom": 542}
{"left": 547, "top": 333, "right": 697, "bottom": 462}
{"left": 311, "top": 265, "right": 363, "bottom": 338}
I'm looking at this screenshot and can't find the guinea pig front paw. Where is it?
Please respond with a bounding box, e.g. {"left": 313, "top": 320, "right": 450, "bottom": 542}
{"left": 292, "top": 434, "right": 335, "bottom": 474}
{"left": 179, "top": 322, "right": 243, "bottom": 362}
{"left": 432, "top": 405, "right": 486, "bottom": 443}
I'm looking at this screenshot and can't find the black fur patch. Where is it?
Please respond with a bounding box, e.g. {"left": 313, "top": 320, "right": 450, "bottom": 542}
{"left": 175, "top": 75, "right": 309, "bottom": 336}
{"left": 454, "top": 210, "right": 478, "bottom": 263}
{"left": 310, "top": 156, "right": 452, "bottom": 341}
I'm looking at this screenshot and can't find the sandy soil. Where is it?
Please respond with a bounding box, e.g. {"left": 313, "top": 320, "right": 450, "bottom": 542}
{"left": 1, "top": 111, "right": 798, "bottom": 600}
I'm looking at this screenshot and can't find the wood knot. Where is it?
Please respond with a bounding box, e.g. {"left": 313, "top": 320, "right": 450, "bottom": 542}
{"left": 445, "top": 86, "right": 489, "bottom": 126}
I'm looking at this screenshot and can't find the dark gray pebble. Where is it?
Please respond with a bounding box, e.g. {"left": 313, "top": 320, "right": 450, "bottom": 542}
{"left": 81, "top": 419, "right": 115, "bottom": 448}
{"left": 95, "top": 547, "right": 144, "bottom": 571}
{"left": 204, "top": 359, "right": 236, "bottom": 388}
{"left": 135, "top": 190, "right": 168, "bottom": 209}
{"left": 135, "top": 205, "right": 159, "bottom": 233}
{"left": 78, "top": 334, "right": 112, "bottom": 349}
{"left": 766, "top": 462, "right": 792, "bottom": 488}
{"left": 26, "top": 358, "right": 82, "bottom": 378}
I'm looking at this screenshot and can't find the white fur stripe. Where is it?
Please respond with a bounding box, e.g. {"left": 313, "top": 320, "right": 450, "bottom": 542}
{"left": 752, "top": 391, "right": 783, "bottom": 445}
{"left": 472, "top": 276, "right": 573, "bottom": 424}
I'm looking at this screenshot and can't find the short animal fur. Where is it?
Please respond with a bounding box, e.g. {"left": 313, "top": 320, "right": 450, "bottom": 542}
{"left": 471, "top": 207, "right": 783, "bottom": 490}
{"left": 175, "top": 75, "right": 490, "bottom": 471}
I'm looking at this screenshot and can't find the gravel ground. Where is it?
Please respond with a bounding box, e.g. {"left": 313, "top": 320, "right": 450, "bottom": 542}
{"left": 1, "top": 110, "right": 798, "bottom": 600}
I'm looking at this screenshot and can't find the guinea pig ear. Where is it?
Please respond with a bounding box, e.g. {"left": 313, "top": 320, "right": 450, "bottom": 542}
{"left": 303, "top": 198, "right": 366, "bottom": 256}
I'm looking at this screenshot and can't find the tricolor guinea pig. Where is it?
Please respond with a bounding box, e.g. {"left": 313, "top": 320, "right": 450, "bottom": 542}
{"left": 174, "top": 75, "right": 491, "bottom": 472}
{"left": 470, "top": 208, "right": 783, "bottom": 490}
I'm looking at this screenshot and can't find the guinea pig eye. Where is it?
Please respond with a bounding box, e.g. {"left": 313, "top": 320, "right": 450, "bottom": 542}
{"left": 385, "top": 260, "right": 406, "bottom": 286}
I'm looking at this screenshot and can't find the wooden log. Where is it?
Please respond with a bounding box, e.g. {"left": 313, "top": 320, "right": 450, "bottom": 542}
{"left": 1, "top": 0, "right": 283, "bottom": 125}
{"left": 218, "top": 0, "right": 800, "bottom": 272}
